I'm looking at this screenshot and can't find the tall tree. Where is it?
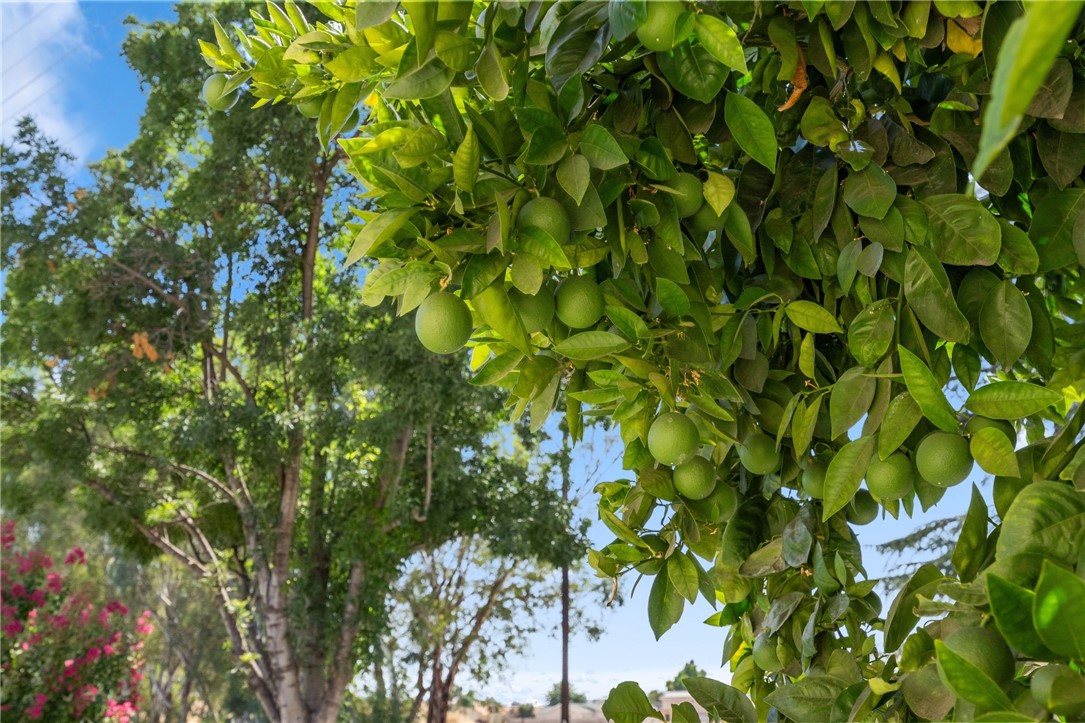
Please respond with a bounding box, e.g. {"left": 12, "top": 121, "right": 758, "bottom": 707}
{"left": 1, "top": 6, "right": 576, "bottom": 723}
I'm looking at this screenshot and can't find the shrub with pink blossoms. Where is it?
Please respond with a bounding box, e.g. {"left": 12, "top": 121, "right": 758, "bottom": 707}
{"left": 1, "top": 520, "right": 151, "bottom": 721}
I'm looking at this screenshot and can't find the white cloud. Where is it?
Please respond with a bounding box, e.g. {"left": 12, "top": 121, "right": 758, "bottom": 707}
{"left": 2, "top": 0, "right": 95, "bottom": 159}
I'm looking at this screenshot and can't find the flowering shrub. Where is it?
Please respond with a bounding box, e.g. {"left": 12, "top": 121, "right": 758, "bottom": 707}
{"left": 1, "top": 520, "right": 151, "bottom": 721}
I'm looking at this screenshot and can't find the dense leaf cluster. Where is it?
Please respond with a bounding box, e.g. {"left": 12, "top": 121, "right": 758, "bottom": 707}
{"left": 204, "top": 0, "right": 1085, "bottom": 720}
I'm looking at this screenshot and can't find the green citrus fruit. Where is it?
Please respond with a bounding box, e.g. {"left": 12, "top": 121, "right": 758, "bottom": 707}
{"left": 555, "top": 277, "right": 604, "bottom": 329}
{"left": 668, "top": 172, "right": 704, "bottom": 218}
{"left": 673, "top": 456, "right": 716, "bottom": 500}
{"left": 203, "top": 73, "right": 240, "bottom": 112}
{"left": 940, "top": 626, "right": 1015, "bottom": 688}
{"left": 966, "top": 415, "right": 1016, "bottom": 443}
{"left": 737, "top": 432, "right": 780, "bottom": 475}
{"left": 688, "top": 200, "right": 724, "bottom": 236}
{"left": 916, "top": 432, "right": 974, "bottom": 488}
{"left": 801, "top": 462, "right": 827, "bottom": 499}
{"left": 635, "top": 1, "right": 686, "bottom": 52}
{"left": 752, "top": 634, "right": 783, "bottom": 673}
{"left": 509, "top": 287, "right": 554, "bottom": 333}
{"left": 903, "top": 664, "right": 955, "bottom": 722}
{"left": 847, "top": 490, "right": 879, "bottom": 525}
{"left": 687, "top": 483, "right": 739, "bottom": 523}
{"left": 517, "top": 196, "right": 571, "bottom": 245}
{"left": 297, "top": 96, "right": 324, "bottom": 118}
{"left": 414, "top": 292, "right": 472, "bottom": 354}
{"left": 1031, "top": 664, "right": 1085, "bottom": 716}
{"left": 647, "top": 412, "right": 699, "bottom": 466}
{"left": 865, "top": 452, "right": 915, "bottom": 500}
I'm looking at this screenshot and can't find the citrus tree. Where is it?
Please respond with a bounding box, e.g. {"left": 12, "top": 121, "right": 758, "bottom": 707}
{"left": 201, "top": 1, "right": 1085, "bottom": 720}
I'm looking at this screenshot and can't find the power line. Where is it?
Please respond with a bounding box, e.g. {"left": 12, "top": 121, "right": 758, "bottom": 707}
{"left": 2, "top": 45, "right": 78, "bottom": 106}
{"left": 0, "top": 3, "right": 52, "bottom": 46}
{"left": 3, "top": 75, "right": 61, "bottom": 120}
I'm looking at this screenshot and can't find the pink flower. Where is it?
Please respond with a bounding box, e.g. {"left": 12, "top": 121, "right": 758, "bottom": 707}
{"left": 64, "top": 547, "right": 86, "bottom": 565}
{"left": 45, "top": 572, "right": 62, "bottom": 593}
{"left": 104, "top": 643, "right": 115, "bottom": 655}
{"left": 1, "top": 520, "right": 15, "bottom": 550}
{"left": 24, "top": 693, "right": 47, "bottom": 719}
{"left": 29, "top": 589, "right": 46, "bottom": 606}
{"left": 3, "top": 620, "right": 23, "bottom": 636}
{"left": 27, "top": 608, "right": 37, "bottom": 620}
{"left": 87, "top": 646, "right": 101, "bottom": 661}
{"left": 11, "top": 584, "right": 25, "bottom": 598}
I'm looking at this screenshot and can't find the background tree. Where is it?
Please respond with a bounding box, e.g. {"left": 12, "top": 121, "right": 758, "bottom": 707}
{"left": 1, "top": 5, "right": 580, "bottom": 723}
{"left": 211, "top": 1, "right": 1085, "bottom": 720}
{"left": 665, "top": 661, "right": 707, "bottom": 692}
{"left": 546, "top": 683, "right": 587, "bottom": 707}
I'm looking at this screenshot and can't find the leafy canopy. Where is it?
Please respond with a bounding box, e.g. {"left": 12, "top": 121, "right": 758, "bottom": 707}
{"left": 204, "top": 0, "right": 1085, "bottom": 720}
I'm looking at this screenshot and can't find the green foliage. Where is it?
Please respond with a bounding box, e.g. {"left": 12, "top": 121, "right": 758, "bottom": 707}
{"left": 203, "top": 1, "right": 1085, "bottom": 720}
{"left": 1, "top": 5, "right": 580, "bottom": 722}
{"left": 545, "top": 682, "right": 588, "bottom": 707}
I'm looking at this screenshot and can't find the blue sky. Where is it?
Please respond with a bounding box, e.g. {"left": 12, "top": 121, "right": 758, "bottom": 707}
{"left": 1, "top": 1, "right": 983, "bottom": 705}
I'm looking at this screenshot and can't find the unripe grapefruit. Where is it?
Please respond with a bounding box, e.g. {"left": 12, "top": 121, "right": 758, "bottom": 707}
{"left": 737, "top": 432, "right": 780, "bottom": 475}
{"left": 847, "top": 490, "right": 879, "bottom": 525}
{"left": 966, "top": 415, "right": 1016, "bottom": 443}
{"left": 687, "top": 483, "right": 739, "bottom": 523}
{"left": 673, "top": 456, "right": 716, "bottom": 500}
{"left": 752, "top": 634, "right": 783, "bottom": 673}
{"left": 865, "top": 452, "right": 915, "bottom": 500}
{"left": 916, "top": 432, "right": 974, "bottom": 488}
{"left": 1031, "top": 664, "right": 1085, "bottom": 716}
{"left": 555, "top": 277, "right": 604, "bottom": 329}
{"left": 801, "top": 462, "right": 827, "bottom": 499}
{"left": 647, "top": 412, "right": 699, "bottom": 466}
{"left": 939, "top": 627, "right": 1015, "bottom": 688}
{"left": 517, "top": 196, "right": 571, "bottom": 245}
{"left": 297, "top": 97, "right": 324, "bottom": 118}
{"left": 635, "top": 1, "right": 686, "bottom": 52}
{"left": 509, "top": 287, "right": 554, "bottom": 333}
{"left": 414, "top": 292, "right": 472, "bottom": 354}
{"left": 688, "top": 200, "right": 723, "bottom": 236}
{"left": 203, "top": 73, "right": 240, "bottom": 112}
{"left": 668, "top": 172, "right": 704, "bottom": 218}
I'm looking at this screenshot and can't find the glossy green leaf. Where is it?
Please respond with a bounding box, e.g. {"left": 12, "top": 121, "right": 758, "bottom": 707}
{"left": 885, "top": 564, "right": 946, "bottom": 651}
{"left": 683, "top": 677, "right": 756, "bottom": 723}
{"left": 725, "top": 93, "right": 777, "bottom": 172}
{"left": 648, "top": 563, "right": 685, "bottom": 639}
{"left": 987, "top": 574, "right": 1056, "bottom": 660}
{"left": 843, "top": 164, "right": 896, "bottom": 220}
{"left": 970, "top": 427, "right": 1020, "bottom": 478}
{"left": 453, "top": 125, "right": 481, "bottom": 194}
{"left": 668, "top": 552, "right": 700, "bottom": 604}
{"left": 975, "top": 1, "right": 1084, "bottom": 177}
{"left": 553, "top": 331, "right": 631, "bottom": 361}
{"left": 346, "top": 207, "right": 417, "bottom": 267}
{"left": 658, "top": 42, "right": 728, "bottom": 104}
{"left": 934, "top": 640, "right": 1014, "bottom": 710}
{"left": 1033, "top": 560, "right": 1085, "bottom": 660}
{"left": 822, "top": 435, "right": 875, "bottom": 521}
{"left": 898, "top": 346, "right": 959, "bottom": 433}
{"left": 764, "top": 676, "right": 845, "bottom": 723}
{"left": 472, "top": 282, "right": 531, "bottom": 354}
{"left": 556, "top": 153, "right": 590, "bottom": 205}
{"left": 785, "top": 301, "right": 843, "bottom": 334}
{"left": 580, "top": 124, "right": 629, "bottom": 170}
{"left": 878, "top": 393, "right": 923, "bottom": 460}
{"left": 903, "top": 245, "right": 971, "bottom": 343}
{"left": 965, "top": 382, "right": 1063, "bottom": 420}
{"left": 848, "top": 300, "right": 895, "bottom": 368}
{"left": 830, "top": 367, "right": 876, "bottom": 440}
{"left": 602, "top": 682, "right": 664, "bottom": 723}
{"left": 694, "top": 15, "right": 747, "bottom": 72}
{"left": 996, "top": 481, "right": 1085, "bottom": 567}
{"left": 952, "top": 484, "right": 989, "bottom": 582}
{"left": 922, "top": 194, "right": 1002, "bottom": 266}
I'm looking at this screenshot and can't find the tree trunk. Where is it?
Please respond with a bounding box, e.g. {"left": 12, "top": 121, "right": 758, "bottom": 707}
{"left": 560, "top": 433, "right": 571, "bottom": 723}
{"left": 426, "top": 654, "right": 449, "bottom": 723}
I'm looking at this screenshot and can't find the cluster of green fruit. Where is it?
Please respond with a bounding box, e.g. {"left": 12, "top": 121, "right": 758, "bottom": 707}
{"left": 201, "top": 73, "right": 240, "bottom": 112}
{"left": 413, "top": 194, "right": 610, "bottom": 355}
